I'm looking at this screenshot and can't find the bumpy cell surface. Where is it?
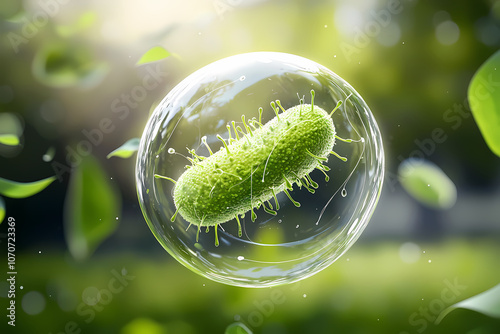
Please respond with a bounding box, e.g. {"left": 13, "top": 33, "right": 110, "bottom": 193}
{"left": 136, "top": 52, "right": 384, "bottom": 287}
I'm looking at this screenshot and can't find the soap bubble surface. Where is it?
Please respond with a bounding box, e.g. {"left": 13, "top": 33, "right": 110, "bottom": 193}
{"left": 136, "top": 52, "right": 384, "bottom": 287}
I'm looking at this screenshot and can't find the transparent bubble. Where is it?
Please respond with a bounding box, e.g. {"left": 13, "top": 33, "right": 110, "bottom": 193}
{"left": 136, "top": 52, "right": 384, "bottom": 287}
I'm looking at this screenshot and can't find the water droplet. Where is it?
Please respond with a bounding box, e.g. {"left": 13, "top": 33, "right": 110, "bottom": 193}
{"left": 237, "top": 256, "right": 244, "bottom": 261}
{"left": 341, "top": 188, "right": 347, "bottom": 197}
{"left": 168, "top": 148, "right": 175, "bottom": 154}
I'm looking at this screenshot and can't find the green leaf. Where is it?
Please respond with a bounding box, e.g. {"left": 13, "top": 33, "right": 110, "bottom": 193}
{"left": 436, "top": 284, "right": 500, "bottom": 324}
{"left": 225, "top": 322, "right": 253, "bottom": 334}
{"left": 0, "top": 134, "right": 19, "bottom": 146}
{"left": 468, "top": 50, "right": 500, "bottom": 157}
{"left": 136, "top": 46, "right": 170, "bottom": 65}
{"left": 398, "top": 159, "right": 457, "bottom": 209}
{"left": 0, "top": 176, "right": 56, "bottom": 199}
{"left": 32, "top": 43, "right": 109, "bottom": 89}
{"left": 0, "top": 196, "right": 5, "bottom": 224}
{"left": 64, "top": 154, "right": 121, "bottom": 260}
{"left": 107, "top": 138, "right": 140, "bottom": 159}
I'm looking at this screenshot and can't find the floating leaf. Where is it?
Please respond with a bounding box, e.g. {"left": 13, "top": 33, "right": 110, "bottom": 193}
{"left": 468, "top": 50, "right": 500, "bottom": 157}
{"left": 225, "top": 322, "right": 253, "bottom": 334}
{"left": 398, "top": 159, "right": 457, "bottom": 209}
{"left": 56, "top": 11, "right": 97, "bottom": 37}
{"left": 64, "top": 154, "right": 121, "bottom": 260}
{"left": 0, "top": 176, "right": 56, "bottom": 199}
{"left": 436, "top": 284, "right": 500, "bottom": 324}
{"left": 0, "top": 196, "right": 5, "bottom": 224}
{"left": 136, "top": 46, "right": 171, "bottom": 65}
{"left": 107, "top": 138, "right": 140, "bottom": 159}
{"left": 32, "top": 43, "right": 109, "bottom": 89}
{"left": 0, "top": 134, "right": 19, "bottom": 146}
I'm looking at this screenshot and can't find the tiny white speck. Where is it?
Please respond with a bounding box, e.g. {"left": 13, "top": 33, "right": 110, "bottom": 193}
{"left": 168, "top": 148, "right": 175, "bottom": 154}
{"left": 303, "top": 294, "right": 307, "bottom": 298}
{"left": 110, "top": 177, "right": 113, "bottom": 180}
{"left": 20, "top": 286, "right": 23, "bottom": 289}
{"left": 237, "top": 256, "right": 244, "bottom": 261}
{"left": 324, "top": 24, "right": 328, "bottom": 28}
{"left": 334, "top": 55, "right": 337, "bottom": 58}
{"left": 422, "top": 298, "right": 424, "bottom": 301}
{"left": 295, "top": 224, "right": 299, "bottom": 228}
{"left": 428, "top": 260, "right": 432, "bottom": 263}
{"left": 423, "top": 251, "right": 426, "bottom": 254}
{"left": 115, "top": 217, "right": 119, "bottom": 220}
{"left": 278, "top": 219, "right": 282, "bottom": 223}
{"left": 402, "top": 41, "right": 405, "bottom": 44}
{"left": 38, "top": 250, "right": 42, "bottom": 254}
{"left": 427, "top": 184, "right": 430, "bottom": 187}
{"left": 202, "top": 284, "right": 205, "bottom": 286}
{"left": 346, "top": 258, "right": 350, "bottom": 261}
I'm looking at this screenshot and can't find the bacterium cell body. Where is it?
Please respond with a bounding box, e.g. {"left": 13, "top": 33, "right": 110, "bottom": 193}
{"left": 136, "top": 52, "right": 385, "bottom": 288}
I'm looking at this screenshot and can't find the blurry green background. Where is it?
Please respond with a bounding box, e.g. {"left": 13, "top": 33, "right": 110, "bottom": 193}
{"left": 1, "top": 0, "right": 500, "bottom": 333}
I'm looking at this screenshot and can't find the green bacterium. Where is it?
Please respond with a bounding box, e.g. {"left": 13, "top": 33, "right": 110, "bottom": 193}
{"left": 155, "top": 90, "right": 353, "bottom": 246}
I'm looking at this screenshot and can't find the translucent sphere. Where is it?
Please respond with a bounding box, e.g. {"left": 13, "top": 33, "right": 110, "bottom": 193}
{"left": 136, "top": 52, "right": 384, "bottom": 287}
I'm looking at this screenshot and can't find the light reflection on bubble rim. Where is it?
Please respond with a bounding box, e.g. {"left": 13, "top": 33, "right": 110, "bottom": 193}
{"left": 136, "top": 52, "right": 384, "bottom": 287}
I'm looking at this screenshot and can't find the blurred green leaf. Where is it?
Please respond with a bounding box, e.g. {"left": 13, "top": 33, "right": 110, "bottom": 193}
{"left": 436, "top": 284, "right": 500, "bottom": 324}
{"left": 32, "top": 43, "right": 109, "bottom": 89}
{"left": 0, "top": 176, "right": 55, "bottom": 199}
{"left": 0, "top": 134, "right": 19, "bottom": 146}
{"left": 136, "top": 46, "right": 171, "bottom": 65}
{"left": 64, "top": 154, "right": 121, "bottom": 260}
{"left": 121, "top": 317, "right": 167, "bottom": 334}
{"left": 225, "top": 322, "right": 252, "bottom": 334}
{"left": 468, "top": 50, "right": 500, "bottom": 157}
{"left": 56, "top": 11, "right": 98, "bottom": 37}
{"left": 398, "top": 159, "right": 457, "bottom": 209}
{"left": 107, "top": 138, "right": 140, "bottom": 159}
{"left": 0, "top": 196, "right": 5, "bottom": 224}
